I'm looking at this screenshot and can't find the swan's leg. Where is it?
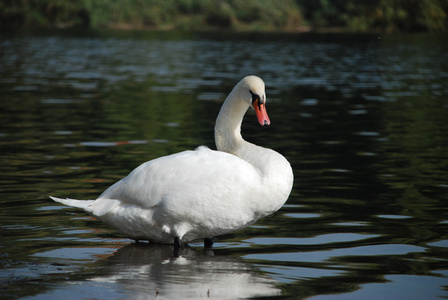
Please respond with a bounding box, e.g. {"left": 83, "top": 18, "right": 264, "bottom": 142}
{"left": 174, "top": 237, "right": 183, "bottom": 256}
{"left": 204, "top": 238, "right": 214, "bottom": 249}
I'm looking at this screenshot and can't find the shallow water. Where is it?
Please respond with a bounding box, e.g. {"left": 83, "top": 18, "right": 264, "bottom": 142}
{"left": 1, "top": 30, "right": 447, "bottom": 299}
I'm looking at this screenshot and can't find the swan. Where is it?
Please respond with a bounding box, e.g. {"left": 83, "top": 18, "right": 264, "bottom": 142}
{"left": 50, "top": 75, "right": 293, "bottom": 252}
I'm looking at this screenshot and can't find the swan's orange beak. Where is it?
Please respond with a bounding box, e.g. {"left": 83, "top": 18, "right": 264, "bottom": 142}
{"left": 253, "top": 99, "right": 270, "bottom": 127}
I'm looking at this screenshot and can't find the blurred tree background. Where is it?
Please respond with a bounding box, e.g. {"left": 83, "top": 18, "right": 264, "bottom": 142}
{"left": 1, "top": 0, "right": 447, "bottom": 32}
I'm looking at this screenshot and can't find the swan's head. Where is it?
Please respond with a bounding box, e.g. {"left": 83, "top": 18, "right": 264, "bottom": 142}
{"left": 239, "top": 75, "right": 270, "bottom": 127}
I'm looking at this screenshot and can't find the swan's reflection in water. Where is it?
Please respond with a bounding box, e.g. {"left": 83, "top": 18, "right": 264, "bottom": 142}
{"left": 89, "top": 243, "right": 281, "bottom": 299}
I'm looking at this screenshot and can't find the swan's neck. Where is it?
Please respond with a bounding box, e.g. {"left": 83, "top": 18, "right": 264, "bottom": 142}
{"left": 214, "top": 88, "right": 294, "bottom": 208}
{"left": 214, "top": 89, "right": 249, "bottom": 154}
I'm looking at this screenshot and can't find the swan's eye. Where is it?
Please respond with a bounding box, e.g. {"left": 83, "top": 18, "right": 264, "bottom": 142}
{"left": 250, "top": 90, "right": 260, "bottom": 105}
{"left": 250, "top": 91, "right": 264, "bottom": 105}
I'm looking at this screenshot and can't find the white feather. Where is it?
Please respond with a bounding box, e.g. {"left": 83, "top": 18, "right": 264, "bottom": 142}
{"left": 50, "top": 76, "right": 294, "bottom": 244}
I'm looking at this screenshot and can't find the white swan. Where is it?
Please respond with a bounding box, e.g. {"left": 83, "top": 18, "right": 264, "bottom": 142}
{"left": 50, "top": 75, "right": 293, "bottom": 251}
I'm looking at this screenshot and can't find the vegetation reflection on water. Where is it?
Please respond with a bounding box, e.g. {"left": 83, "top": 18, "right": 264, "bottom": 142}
{"left": 0, "top": 31, "right": 447, "bottom": 299}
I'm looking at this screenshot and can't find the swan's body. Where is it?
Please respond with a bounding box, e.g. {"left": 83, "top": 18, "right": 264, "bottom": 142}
{"left": 51, "top": 76, "right": 293, "bottom": 247}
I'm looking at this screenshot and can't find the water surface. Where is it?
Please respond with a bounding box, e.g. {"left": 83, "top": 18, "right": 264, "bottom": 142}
{"left": 1, "top": 30, "right": 447, "bottom": 299}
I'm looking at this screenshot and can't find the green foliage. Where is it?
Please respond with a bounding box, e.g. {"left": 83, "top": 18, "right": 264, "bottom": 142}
{"left": 297, "top": 0, "right": 448, "bottom": 31}
{"left": 1, "top": 0, "right": 446, "bottom": 31}
{"left": 78, "top": 0, "right": 303, "bottom": 31}
{"left": 0, "top": 0, "right": 89, "bottom": 28}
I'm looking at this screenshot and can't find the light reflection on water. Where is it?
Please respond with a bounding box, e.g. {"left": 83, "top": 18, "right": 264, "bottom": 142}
{"left": 0, "top": 31, "right": 447, "bottom": 299}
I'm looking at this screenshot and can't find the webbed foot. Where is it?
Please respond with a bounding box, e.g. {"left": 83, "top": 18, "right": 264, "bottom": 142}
{"left": 174, "top": 237, "right": 183, "bottom": 256}
{"left": 204, "top": 237, "right": 214, "bottom": 249}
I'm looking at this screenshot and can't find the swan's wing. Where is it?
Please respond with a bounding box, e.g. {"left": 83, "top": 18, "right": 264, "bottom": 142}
{"left": 96, "top": 146, "right": 259, "bottom": 211}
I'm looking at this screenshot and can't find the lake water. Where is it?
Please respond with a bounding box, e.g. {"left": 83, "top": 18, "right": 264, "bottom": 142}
{"left": 1, "top": 30, "right": 447, "bottom": 299}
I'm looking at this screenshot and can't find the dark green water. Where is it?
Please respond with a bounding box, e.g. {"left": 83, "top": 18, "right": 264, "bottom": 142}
{"left": 1, "top": 30, "right": 447, "bottom": 299}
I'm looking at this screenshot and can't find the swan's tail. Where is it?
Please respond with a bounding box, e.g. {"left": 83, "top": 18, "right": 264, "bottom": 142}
{"left": 50, "top": 196, "right": 95, "bottom": 212}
